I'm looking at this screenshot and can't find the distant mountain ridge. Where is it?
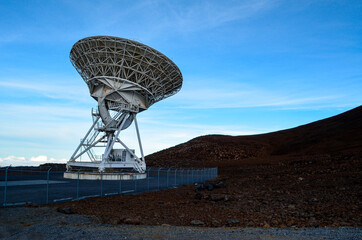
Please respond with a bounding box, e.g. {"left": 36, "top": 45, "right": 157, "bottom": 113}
{"left": 146, "top": 106, "right": 362, "bottom": 168}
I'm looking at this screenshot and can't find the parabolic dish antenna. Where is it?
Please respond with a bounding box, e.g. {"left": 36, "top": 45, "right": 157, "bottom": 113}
{"left": 64, "top": 36, "right": 182, "bottom": 180}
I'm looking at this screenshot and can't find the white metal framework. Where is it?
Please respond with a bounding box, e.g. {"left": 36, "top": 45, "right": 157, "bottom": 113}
{"left": 66, "top": 36, "right": 183, "bottom": 174}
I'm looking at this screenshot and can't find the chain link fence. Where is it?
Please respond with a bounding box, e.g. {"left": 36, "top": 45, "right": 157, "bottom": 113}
{"left": 0, "top": 167, "right": 217, "bottom": 207}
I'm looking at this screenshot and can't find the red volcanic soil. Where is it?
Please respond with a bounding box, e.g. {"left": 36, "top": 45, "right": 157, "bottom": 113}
{"left": 54, "top": 106, "right": 362, "bottom": 227}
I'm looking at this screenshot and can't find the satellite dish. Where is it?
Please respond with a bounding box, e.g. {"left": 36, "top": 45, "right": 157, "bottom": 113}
{"left": 64, "top": 36, "right": 182, "bottom": 179}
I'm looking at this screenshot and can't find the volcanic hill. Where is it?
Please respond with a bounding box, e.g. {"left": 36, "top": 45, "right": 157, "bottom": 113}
{"left": 146, "top": 105, "right": 362, "bottom": 169}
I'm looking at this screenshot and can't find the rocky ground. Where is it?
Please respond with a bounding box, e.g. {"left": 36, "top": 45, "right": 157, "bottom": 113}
{"left": 51, "top": 153, "right": 361, "bottom": 228}
{"left": 1, "top": 207, "right": 361, "bottom": 240}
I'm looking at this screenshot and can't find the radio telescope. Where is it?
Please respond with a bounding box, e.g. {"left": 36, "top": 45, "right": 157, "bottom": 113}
{"left": 64, "top": 36, "right": 182, "bottom": 180}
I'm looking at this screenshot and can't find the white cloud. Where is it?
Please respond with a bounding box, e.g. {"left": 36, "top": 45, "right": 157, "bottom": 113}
{"left": 0, "top": 156, "right": 26, "bottom": 162}
{"left": 0, "top": 155, "right": 67, "bottom": 167}
{"left": 30, "top": 155, "right": 55, "bottom": 162}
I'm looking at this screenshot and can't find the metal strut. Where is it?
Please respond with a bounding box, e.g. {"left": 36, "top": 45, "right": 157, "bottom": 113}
{"left": 69, "top": 116, "right": 100, "bottom": 162}
{"left": 134, "top": 114, "right": 145, "bottom": 162}
{"left": 99, "top": 113, "right": 130, "bottom": 172}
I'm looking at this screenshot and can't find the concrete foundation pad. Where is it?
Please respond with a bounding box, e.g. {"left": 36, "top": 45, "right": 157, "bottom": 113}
{"left": 63, "top": 171, "right": 147, "bottom": 180}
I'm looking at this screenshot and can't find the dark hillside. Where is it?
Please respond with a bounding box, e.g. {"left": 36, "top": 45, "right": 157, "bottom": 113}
{"left": 146, "top": 106, "right": 362, "bottom": 168}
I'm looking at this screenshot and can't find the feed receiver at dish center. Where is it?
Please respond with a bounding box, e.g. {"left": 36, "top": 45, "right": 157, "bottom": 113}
{"left": 64, "top": 36, "right": 183, "bottom": 177}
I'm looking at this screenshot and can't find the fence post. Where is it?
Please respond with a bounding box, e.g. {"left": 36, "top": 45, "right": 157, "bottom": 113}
{"left": 189, "top": 170, "right": 191, "bottom": 184}
{"left": 187, "top": 170, "right": 190, "bottom": 184}
{"left": 184, "top": 170, "right": 186, "bottom": 184}
{"left": 134, "top": 178, "right": 137, "bottom": 192}
{"left": 191, "top": 169, "right": 194, "bottom": 184}
{"left": 3, "top": 167, "right": 9, "bottom": 207}
{"left": 167, "top": 168, "right": 171, "bottom": 188}
{"left": 174, "top": 169, "right": 177, "bottom": 186}
{"left": 100, "top": 172, "right": 103, "bottom": 196}
{"left": 157, "top": 168, "right": 162, "bottom": 190}
{"left": 76, "top": 170, "right": 80, "bottom": 199}
{"left": 182, "top": 170, "right": 185, "bottom": 185}
{"left": 46, "top": 167, "right": 52, "bottom": 204}
{"left": 147, "top": 168, "right": 151, "bottom": 192}
{"left": 119, "top": 170, "right": 122, "bottom": 194}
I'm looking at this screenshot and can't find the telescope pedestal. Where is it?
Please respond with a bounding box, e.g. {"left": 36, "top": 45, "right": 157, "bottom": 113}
{"left": 64, "top": 112, "right": 146, "bottom": 180}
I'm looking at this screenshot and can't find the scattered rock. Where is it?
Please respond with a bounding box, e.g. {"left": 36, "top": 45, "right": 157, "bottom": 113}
{"left": 190, "top": 220, "right": 204, "bottom": 226}
{"left": 224, "top": 195, "right": 230, "bottom": 201}
{"left": 228, "top": 218, "right": 240, "bottom": 224}
{"left": 110, "top": 217, "right": 121, "bottom": 225}
{"left": 287, "top": 219, "right": 295, "bottom": 227}
{"left": 194, "top": 192, "right": 203, "bottom": 200}
{"left": 213, "top": 182, "right": 226, "bottom": 188}
{"left": 25, "top": 202, "right": 38, "bottom": 208}
{"left": 207, "top": 184, "right": 214, "bottom": 191}
{"left": 124, "top": 217, "right": 141, "bottom": 225}
{"left": 210, "top": 194, "right": 225, "bottom": 202}
{"left": 56, "top": 207, "right": 74, "bottom": 214}
{"left": 195, "top": 182, "right": 226, "bottom": 191}
{"left": 212, "top": 220, "right": 220, "bottom": 224}
{"left": 209, "top": 194, "right": 229, "bottom": 202}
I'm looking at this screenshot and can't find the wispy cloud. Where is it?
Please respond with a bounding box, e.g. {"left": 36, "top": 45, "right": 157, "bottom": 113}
{"left": 1, "top": 0, "right": 276, "bottom": 44}
{"left": 0, "top": 80, "right": 90, "bottom": 103}
{"left": 162, "top": 0, "right": 276, "bottom": 33}
{"left": 0, "top": 103, "right": 90, "bottom": 120}
{"left": 170, "top": 76, "right": 345, "bottom": 109}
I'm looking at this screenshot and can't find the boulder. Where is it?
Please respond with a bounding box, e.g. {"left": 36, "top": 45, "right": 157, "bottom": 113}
{"left": 56, "top": 207, "right": 74, "bottom": 214}
{"left": 190, "top": 220, "right": 204, "bottom": 226}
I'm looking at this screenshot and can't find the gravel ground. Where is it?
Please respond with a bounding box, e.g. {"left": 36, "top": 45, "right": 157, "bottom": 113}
{"left": 1, "top": 207, "right": 361, "bottom": 240}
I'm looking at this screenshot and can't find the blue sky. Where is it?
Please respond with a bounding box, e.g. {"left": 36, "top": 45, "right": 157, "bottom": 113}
{"left": 0, "top": 0, "right": 361, "bottom": 166}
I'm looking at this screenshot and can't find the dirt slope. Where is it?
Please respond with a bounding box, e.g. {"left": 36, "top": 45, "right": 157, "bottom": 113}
{"left": 146, "top": 105, "right": 362, "bottom": 168}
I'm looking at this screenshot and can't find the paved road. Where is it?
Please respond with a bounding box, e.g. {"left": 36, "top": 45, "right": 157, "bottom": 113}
{"left": 1, "top": 170, "right": 213, "bottom": 206}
